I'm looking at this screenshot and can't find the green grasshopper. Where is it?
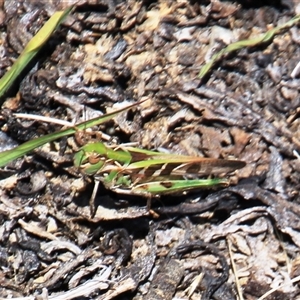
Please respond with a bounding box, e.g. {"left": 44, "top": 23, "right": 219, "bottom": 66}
{"left": 73, "top": 140, "right": 246, "bottom": 198}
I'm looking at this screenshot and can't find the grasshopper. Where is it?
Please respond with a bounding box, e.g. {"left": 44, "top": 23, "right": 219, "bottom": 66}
{"left": 73, "top": 137, "right": 246, "bottom": 198}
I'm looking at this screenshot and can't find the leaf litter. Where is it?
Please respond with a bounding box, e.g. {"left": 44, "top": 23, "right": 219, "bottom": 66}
{"left": 1, "top": 0, "right": 300, "bottom": 299}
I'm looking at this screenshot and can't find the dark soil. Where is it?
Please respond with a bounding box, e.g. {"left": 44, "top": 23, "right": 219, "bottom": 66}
{"left": 0, "top": 1, "right": 300, "bottom": 299}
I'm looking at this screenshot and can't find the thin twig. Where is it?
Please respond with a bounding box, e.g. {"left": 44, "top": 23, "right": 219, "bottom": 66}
{"left": 227, "top": 236, "right": 244, "bottom": 300}
{"left": 14, "top": 113, "right": 74, "bottom": 127}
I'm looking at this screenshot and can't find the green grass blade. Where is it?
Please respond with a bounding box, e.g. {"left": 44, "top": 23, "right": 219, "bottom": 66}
{"left": 0, "top": 101, "right": 142, "bottom": 168}
{"left": 0, "top": 6, "right": 73, "bottom": 99}
{"left": 199, "top": 14, "right": 300, "bottom": 79}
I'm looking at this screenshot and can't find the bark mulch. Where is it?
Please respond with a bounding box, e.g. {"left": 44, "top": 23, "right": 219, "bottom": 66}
{"left": 0, "top": 1, "right": 300, "bottom": 299}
